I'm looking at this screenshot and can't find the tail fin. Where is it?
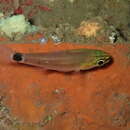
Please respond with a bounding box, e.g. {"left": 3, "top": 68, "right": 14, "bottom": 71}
{"left": 0, "top": 44, "right": 14, "bottom": 64}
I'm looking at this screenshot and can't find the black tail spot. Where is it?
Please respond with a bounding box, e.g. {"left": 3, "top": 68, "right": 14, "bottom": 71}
{"left": 12, "top": 53, "right": 23, "bottom": 62}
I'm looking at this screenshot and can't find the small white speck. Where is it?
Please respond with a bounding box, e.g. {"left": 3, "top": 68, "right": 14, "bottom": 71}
{"left": 50, "top": 34, "right": 61, "bottom": 44}
{"left": 39, "top": 38, "right": 47, "bottom": 44}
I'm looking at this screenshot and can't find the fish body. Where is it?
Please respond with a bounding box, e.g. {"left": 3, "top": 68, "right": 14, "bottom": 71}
{"left": 12, "top": 49, "right": 112, "bottom": 72}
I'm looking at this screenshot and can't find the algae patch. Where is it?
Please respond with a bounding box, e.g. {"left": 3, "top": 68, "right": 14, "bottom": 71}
{"left": 0, "top": 14, "right": 39, "bottom": 40}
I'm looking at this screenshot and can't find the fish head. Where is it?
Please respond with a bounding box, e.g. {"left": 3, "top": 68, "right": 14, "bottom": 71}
{"left": 81, "top": 50, "right": 112, "bottom": 70}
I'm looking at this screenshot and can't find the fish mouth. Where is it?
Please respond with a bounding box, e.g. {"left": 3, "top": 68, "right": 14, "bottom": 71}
{"left": 101, "top": 55, "right": 113, "bottom": 67}
{"left": 105, "top": 56, "right": 112, "bottom": 63}
{"left": 106, "top": 56, "right": 112, "bottom": 63}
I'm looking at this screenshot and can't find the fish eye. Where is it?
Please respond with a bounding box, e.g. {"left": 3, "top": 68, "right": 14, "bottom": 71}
{"left": 97, "top": 60, "right": 104, "bottom": 66}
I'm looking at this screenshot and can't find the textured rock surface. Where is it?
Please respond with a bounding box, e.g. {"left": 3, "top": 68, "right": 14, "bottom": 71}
{"left": 0, "top": 42, "right": 130, "bottom": 130}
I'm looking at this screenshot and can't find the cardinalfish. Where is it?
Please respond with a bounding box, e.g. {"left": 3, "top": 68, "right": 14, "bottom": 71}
{"left": 0, "top": 45, "right": 112, "bottom": 72}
